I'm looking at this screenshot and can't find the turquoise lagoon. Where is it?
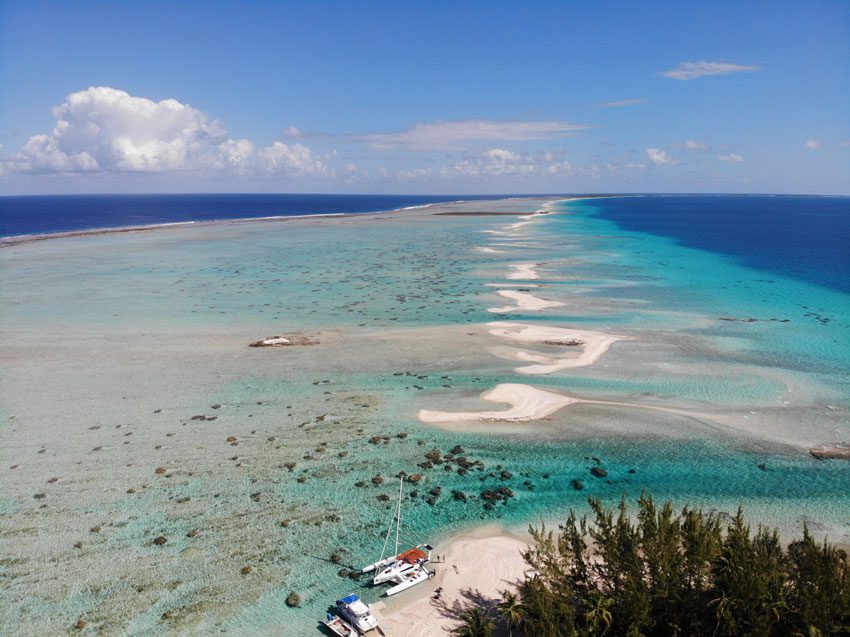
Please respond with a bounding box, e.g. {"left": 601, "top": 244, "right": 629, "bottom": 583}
{"left": 1, "top": 197, "right": 848, "bottom": 635}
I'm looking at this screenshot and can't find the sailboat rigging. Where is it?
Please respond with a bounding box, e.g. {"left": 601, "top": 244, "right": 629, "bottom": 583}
{"left": 361, "top": 475, "right": 434, "bottom": 596}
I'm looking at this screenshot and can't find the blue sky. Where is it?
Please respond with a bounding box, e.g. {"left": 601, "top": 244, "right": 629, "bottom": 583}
{"left": 1, "top": 0, "right": 848, "bottom": 195}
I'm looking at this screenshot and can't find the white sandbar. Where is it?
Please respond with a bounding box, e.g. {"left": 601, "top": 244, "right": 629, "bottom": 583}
{"left": 488, "top": 321, "right": 625, "bottom": 374}
{"left": 487, "top": 290, "right": 565, "bottom": 313}
{"left": 506, "top": 262, "right": 540, "bottom": 280}
{"left": 418, "top": 383, "right": 582, "bottom": 423}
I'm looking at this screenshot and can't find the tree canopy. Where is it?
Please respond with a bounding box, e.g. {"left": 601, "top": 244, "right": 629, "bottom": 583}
{"left": 451, "top": 495, "right": 850, "bottom": 637}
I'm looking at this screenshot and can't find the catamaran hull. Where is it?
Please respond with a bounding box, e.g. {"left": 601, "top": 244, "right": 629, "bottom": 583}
{"left": 360, "top": 556, "right": 395, "bottom": 574}
{"left": 384, "top": 569, "right": 433, "bottom": 596}
{"left": 365, "top": 544, "right": 434, "bottom": 584}
{"left": 373, "top": 562, "right": 417, "bottom": 585}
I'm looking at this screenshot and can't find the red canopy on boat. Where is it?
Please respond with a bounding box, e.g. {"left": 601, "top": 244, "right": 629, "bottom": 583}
{"left": 399, "top": 548, "right": 427, "bottom": 564}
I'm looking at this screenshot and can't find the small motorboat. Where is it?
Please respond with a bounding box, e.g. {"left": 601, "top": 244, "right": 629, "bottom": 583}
{"left": 335, "top": 594, "right": 379, "bottom": 634}
{"left": 322, "top": 612, "right": 357, "bottom": 636}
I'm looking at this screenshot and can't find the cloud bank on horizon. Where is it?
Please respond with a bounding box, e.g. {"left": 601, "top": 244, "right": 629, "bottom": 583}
{"left": 0, "top": 85, "right": 765, "bottom": 188}
{"left": 0, "top": 70, "right": 845, "bottom": 195}
{"left": 1, "top": 1, "right": 846, "bottom": 195}
{"left": 1, "top": 87, "right": 598, "bottom": 180}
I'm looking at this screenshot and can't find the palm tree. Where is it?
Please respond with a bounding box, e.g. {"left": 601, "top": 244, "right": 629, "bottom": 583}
{"left": 451, "top": 606, "right": 495, "bottom": 637}
{"left": 497, "top": 590, "right": 524, "bottom": 637}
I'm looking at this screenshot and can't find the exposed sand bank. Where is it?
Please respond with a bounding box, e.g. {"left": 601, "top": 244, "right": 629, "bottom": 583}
{"left": 505, "top": 262, "right": 540, "bottom": 280}
{"left": 419, "top": 383, "right": 582, "bottom": 423}
{"left": 487, "top": 290, "right": 566, "bottom": 313}
{"left": 488, "top": 321, "right": 625, "bottom": 374}
{"left": 417, "top": 382, "right": 719, "bottom": 431}
{"left": 376, "top": 529, "right": 530, "bottom": 637}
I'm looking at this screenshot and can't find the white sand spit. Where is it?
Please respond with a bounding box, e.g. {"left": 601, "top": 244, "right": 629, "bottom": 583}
{"left": 418, "top": 383, "right": 582, "bottom": 423}
{"left": 484, "top": 283, "right": 540, "bottom": 288}
{"left": 488, "top": 290, "right": 565, "bottom": 313}
{"left": 377, "top": 530, "right": 530, "bottom": 636}
{"left": 475, "top": 246, "right": 505, "bottom": 254}
{"left": 418, "top": 382, "right": 703, "bottom": 430}
{"left": 488, "top": 321, "right": 625, "bottom": 373}
{"left": 506, "top": 262, "right": 540, "bottom": 280}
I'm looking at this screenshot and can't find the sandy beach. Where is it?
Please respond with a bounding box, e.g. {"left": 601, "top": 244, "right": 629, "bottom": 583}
{"left": 377, "top": 528, "right": 530, "bottom": 637}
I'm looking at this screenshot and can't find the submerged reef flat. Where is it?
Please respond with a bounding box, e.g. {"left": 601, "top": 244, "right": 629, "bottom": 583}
{"left": 1, "top": 197, "right": 848, "bottom": 635}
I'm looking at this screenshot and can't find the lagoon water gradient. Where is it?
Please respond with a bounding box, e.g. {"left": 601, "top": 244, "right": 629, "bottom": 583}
{"left": 1, "top": 196, "right": 848, "bottom": 635}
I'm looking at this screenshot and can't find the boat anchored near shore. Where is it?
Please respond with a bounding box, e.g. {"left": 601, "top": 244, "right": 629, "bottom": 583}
{"left": 361, "top": 476, "right": 434, "bottom": 596}
{"left": 332, "top": 594, "right": 382, "bottom": 635}
{"left": 322, "top": 611, "right": 358, "bottom": 636}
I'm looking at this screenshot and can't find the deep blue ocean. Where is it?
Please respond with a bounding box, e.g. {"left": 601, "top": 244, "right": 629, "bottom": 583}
{"left": 587, "top": 195, "right": 850, "bottom": 294}
{"left": 0, "top": 193, "right": 505, "bottom": 237}
{"left": 1, "top": 192, "right": 847, "bottom": 294}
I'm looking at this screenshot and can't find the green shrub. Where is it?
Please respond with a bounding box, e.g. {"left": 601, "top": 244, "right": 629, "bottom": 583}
{"left": 457, "top": 495, "right": 850, "bottom": 636}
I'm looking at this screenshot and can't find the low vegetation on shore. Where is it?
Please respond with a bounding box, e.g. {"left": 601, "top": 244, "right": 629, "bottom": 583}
{"left": 452, "top": 495, "right": 849, "bottom": 637}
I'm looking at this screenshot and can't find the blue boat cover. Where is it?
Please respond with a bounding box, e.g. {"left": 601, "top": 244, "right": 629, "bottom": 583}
{"left": 338, "top": 594, "right": 360, "bottom": 604}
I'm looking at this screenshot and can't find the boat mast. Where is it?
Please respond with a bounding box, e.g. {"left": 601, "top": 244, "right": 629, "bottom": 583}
{"left": 394, "top": 476, "right": 403, "bottom": 558}
{"left": 376, "top": 475, "right": 405, "bottom": 564}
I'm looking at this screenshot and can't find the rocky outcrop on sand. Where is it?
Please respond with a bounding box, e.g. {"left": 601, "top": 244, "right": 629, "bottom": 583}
{"left": 249, "top": 334, "right": 319, "bottom": 347}
{"left": 810, "top": 444, "right": 850, "bottom": 460}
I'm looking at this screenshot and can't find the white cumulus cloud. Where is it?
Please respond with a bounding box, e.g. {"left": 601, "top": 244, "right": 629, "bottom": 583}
{"left": 449, "top": 148, "right": 534, "bottom": 176}
{"left": 805, "top": 139, "right": 820, "bottom": 149}
{"left": 646, "top": 148, "right": 678, "bottom": 166}
{"left": 352, "top": 119, "right": 588, "bottom": 151}
{"left": 660, "top": 61, "right": 758, "bottom": 80}
{"left": 717, "top": 153, "right": 743, "bottom": 162}
{"left": 256, "top": 142, "right": 328, "bottom": 176}
{"left": 683, "top": 140, "right": 709, "bottom": 151}
{"left": 4, "top": 86, "right": 329, "bottom": 178}
{"left": 9, "top": 86, "right": 240, "bottom": 172}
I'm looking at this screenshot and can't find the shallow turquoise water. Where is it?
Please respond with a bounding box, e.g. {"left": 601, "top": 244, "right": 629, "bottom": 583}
{"left": 2, "top": 199, "right": 849, "bottom": 635}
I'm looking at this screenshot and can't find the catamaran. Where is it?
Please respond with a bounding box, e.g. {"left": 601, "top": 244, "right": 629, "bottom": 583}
{"left": 361, "top": 476, "right": 435, "bottom": 596}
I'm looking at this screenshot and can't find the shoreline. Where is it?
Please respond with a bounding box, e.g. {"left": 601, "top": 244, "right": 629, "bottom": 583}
{"left": 376, "top": 526, "right": 531, "bottom": 636}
